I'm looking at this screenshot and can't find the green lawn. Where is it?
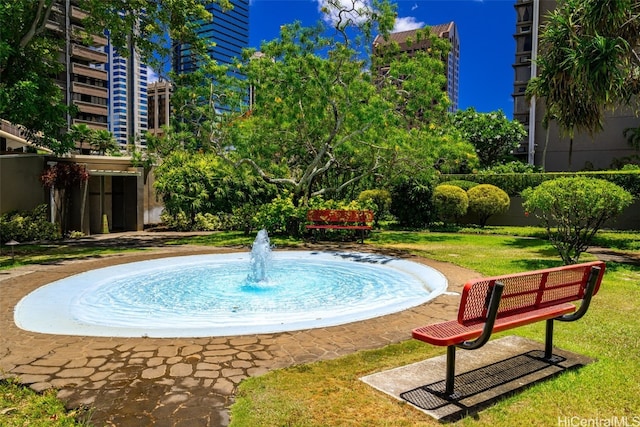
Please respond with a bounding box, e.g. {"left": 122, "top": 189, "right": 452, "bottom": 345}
{"left": 230, "top": 229, "right": 640, "bottom": 427}
{"left": 1, "top": 227, "right": 638, "bottom": 426}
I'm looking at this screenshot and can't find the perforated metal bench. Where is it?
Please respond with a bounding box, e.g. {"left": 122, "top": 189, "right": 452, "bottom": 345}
{"left": 306, "top": 209, "right": 373, "bottom": 243}
{"left": 412, "top": 261, "right": 606, "bottom": 396}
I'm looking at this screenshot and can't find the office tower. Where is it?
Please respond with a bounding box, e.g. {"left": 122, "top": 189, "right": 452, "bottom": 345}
{"left": 373, "top": 22, "right": 461, "bottom": 112}
{"left": 103, "top": 41, "right": 148, "bottom": 149}
{"left": 172, "top": 0, "right": 250, "bottom": 74}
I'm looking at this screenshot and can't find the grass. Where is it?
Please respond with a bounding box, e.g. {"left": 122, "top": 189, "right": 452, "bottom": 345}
{"left": 229, "top": 229, "right": 640, "bottom": 427}
{"left": 0, "top": 378, "right": 92, "bottom": 426}
{"left": 1, "top": 226, "right": 638, "bottom": 426}
{"left": 0, "top": 244, "right": 139, "bottom": 270}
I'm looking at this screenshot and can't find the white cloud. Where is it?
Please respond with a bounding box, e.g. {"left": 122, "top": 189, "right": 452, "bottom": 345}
{"left": 146, "top": 66, "right": 159, "bottom": 83}
{"left": 393, "top": 16, "right": 424, "bottom": 33}
{"left": 317, "top": 0, "right": 375, "bottom": 27}
{"left": 411, "top": 3, "right": 418, "bottom": 11}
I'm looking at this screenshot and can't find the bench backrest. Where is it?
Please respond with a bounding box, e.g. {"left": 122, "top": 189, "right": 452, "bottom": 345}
{"left": 307, "top": 209, "right": 374, "bottom": 224}
{"left": 458, "top": 261, "right": 606, "bottom": 326}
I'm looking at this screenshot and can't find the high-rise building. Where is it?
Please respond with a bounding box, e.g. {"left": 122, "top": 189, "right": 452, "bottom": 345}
{"left": 147, "top": 81, "right": 172, "bottom": 138}
{"left": 103, "top": 41, "right": 148, "bottom": 149}
{"left": 48, "top": 0, "right": 110, "bottom": 141}
{"left": 173, "top": 0, "right": 250, "bottom": 74}
{"left": 513, "top": 0, "right": 637, "bottom": 170}
{"left": 373, "top": 22, "right": 461, "bottom": 112}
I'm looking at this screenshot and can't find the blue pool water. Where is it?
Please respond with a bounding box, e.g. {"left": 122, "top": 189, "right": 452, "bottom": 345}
{"left": 14, "top": 251, "right": 447, "bottom": 337}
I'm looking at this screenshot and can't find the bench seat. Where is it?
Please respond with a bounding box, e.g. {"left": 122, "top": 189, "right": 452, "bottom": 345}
{"left": 413, "top": 303, "right": 576, "bottom": 347}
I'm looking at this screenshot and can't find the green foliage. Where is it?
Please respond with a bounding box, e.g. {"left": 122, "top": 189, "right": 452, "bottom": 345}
{"left": 154, "top": 151, "right": 276, "bottom": 231}
{"left": 389, "top": 176, "right": 434, "bottom": 228}
{"left": 432, "top": 184, "right": 469, "bottom": 225}
{"left": 522, "top": 177, "right": 634, "bottom": 264}
{"left": 358, "top": 189, "right": 391, "bottom": 227}
{"left": 479, "top": 161, "right": 543, "bottom": 174}
{"left": 253, "top": 194, "right": 306, "bottom": 236}
{"left": 450, "top": 108, "right": 527, "bottom": 168}
{"left": 467, "top": 184, "right": 510, "bottom": 227}
{"left": 439, "top": 179, "right": 478, "bottom": 191}
{"left": 0, "top": 205, "right": 60, "bottom": 242}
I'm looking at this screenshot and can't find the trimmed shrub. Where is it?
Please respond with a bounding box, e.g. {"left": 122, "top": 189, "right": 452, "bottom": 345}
{"left": 467, "top": 184, "right": 510, "bottom": 227}
{"left": 522, "top": 177, "right": 634, "bottom": 264}
{"left": 432, "top": 184, "right": 469, "bottom": 225}
{"left": 439, "top": 180, "right": 479, "bottom": 191}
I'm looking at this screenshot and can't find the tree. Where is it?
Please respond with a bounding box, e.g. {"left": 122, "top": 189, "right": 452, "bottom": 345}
{"left": 449, "top": 108, "right": 527, "bottom": 168}
{"left": 90, "top": 130, "right": 118, "bottom": 155}
{"left": 0, "top": 0, "right": 224, "bottom": 154}
{"left": 69, "top": 123, "right": 93, "bottom": 153}
{"left": 526, "top": 0, "right": 640, "bottom": 166}
{"left": 522, "top": 177, "right": 634, "bottom": 264}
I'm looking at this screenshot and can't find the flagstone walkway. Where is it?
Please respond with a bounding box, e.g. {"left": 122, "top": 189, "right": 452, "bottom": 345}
{"left": 0, "top": 233, "right": 480, "bottom": 426}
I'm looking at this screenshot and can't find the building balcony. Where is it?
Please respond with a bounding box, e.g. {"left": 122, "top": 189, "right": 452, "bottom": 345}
{"left": 71, "top": 44, "right": 108, "bottom": 64}
{"left": 72, "top": 119, "right": 108, "bottom": 131}
{"left": 71, "top": 25, "right": 108, "bottom": 46}
{"left": 72, "top": 82, "right": 108, "bottom": 99}
{"left": 74, "top": 100, "right": 108, "bottom": 117}
{"left": 71, "top": 5, "right": 89, "bottom": 22}
{"left": 72, "top": 63, "right": 108, "bottom": 81}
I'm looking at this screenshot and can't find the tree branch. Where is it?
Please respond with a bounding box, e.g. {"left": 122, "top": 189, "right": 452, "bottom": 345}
{"left": 19, "top": 0, "right": 55, "bottom": 49}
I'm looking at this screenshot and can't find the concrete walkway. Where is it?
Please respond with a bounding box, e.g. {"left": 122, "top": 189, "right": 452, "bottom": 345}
{"left": 0, "top": 234, "right": 480, "bottom": 426}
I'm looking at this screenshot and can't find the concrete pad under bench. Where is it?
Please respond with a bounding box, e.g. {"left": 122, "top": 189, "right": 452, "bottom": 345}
{"left": 360, "top": 335, "right": 595, "bottom": 422}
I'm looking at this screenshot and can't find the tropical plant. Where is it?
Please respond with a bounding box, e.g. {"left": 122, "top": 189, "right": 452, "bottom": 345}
{"left": 467, "top": 184, "right": 510, "bottom": 227}
{"left": 526, "top": 0, "right": 640, "bottom": 167}
{"left": 68, "top": 123, "right": 93, "bottom": 153}
{"left": 90, "top": 130, "right": 118, "bottom": 155}
{"left": 522, "top": 177, "right": 634, "bottom": 264}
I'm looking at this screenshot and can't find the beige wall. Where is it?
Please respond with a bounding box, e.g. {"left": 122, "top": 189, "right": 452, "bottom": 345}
{"left": 0, "top": 155, "right": 46, "bottom": 214}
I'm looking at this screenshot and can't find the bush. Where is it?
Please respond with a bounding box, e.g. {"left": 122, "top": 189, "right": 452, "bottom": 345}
{"left": 522, "top": 177, "right": 634, "bottom": 264}
{"left": 389, "top": 177, "right": 434, "bottom": 228}
{"left": 358, "top": 189, "right": 392, "bottom": 227}
{"left": 467, "top": 184, "right": 510, "bottom": 227}
{"left": 253, "top": 194, "right": 307, "bottom": 236}
{"left": 432, "top": 184, "right": 469, "bottom": 225}
{"left": 439, "top": 180, "right": 479, "bottom": 191}
{"left": 0, "top": 205, "right": 60, "bottom": 242}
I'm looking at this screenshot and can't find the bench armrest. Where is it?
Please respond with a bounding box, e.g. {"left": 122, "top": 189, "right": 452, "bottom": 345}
{"left": 556, "top": 265, "right": 602, "bottom": 323}
{"left": 457, "top": 281, "right": 505, "bottom": 350}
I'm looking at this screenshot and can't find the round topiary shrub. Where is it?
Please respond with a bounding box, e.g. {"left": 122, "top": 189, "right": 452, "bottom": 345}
{"left": 432, "top": 184, "right": 469, "bottom": 225}
{"left": 467, "top": 184, "right": 510, "bottom": 227}
{"left": 358, "top": 189, "right": 392, "bottom": 227}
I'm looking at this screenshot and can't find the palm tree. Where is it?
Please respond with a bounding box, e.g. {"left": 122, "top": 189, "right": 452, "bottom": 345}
{"left": 69, "top": 123, "right": 93, "bottom": 154}
{"left": 91, "top": 130, "right": 118, "bottom": 155}
{"left": 527, "top": 0, "right": 640, "bottom": 167}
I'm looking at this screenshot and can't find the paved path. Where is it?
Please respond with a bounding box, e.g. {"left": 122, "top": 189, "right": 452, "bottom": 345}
{"left": 0, "top": 234, "right": 481, "bottom": 426}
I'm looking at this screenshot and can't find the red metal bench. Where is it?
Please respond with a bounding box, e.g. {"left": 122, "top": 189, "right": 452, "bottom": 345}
{"left": 412, "top": 261, "right": 606, "bottom": 396}
{"left": 305, "top": 209, "right": 374, "bottom": 243}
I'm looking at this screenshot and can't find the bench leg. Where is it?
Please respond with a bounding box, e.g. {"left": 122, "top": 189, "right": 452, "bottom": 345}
{"left": 445, "top": 345, "right": 456, "bottom": 395}
{"left": 545, "top": 319, "right": 554, "bottom": 359}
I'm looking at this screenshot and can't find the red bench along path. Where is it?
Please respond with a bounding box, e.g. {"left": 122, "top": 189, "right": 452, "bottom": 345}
{"left": 305, "top": 209, "right": 373, "bottom": 243}
{"left": 412, "top": 261, "right": 606, "bottom": 396}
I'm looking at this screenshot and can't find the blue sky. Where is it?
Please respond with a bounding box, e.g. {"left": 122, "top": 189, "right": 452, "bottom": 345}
{"left": 249, "top": 0, "right": 517, "bottom": 118}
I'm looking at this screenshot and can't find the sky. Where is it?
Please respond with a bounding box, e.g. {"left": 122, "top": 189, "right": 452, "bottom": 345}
{"left": 249, "top": 0, "right": 517, "bottom": 118}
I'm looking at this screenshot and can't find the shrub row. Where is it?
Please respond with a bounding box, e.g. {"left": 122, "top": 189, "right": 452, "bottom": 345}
{"left": 0, "top": 205, "right": 60, "bottom": 243}
{"left": 439, "top": 170, "right": 640, "bottom": 196}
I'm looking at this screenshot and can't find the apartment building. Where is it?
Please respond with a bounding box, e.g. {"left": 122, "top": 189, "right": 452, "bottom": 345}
{"left": 48, "top": 0, "right": 109, "bottom": 145}
{"left": 373, "top": 22, "right": 461, "bottom": 112}
{"left": 513, "top": 0, "right": 638, "bottom": 171}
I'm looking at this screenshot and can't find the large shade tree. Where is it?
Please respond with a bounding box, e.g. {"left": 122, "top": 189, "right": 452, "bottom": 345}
{"left": 526, "top": 0, "right": 640, "bottom": 166}
{"left": 169, "top": 0, "right": 476, "bottom": 206}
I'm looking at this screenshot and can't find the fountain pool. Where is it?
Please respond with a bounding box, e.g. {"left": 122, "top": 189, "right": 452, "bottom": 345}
{"left": 14, "top": 250, "right": 447, "bottom": 338}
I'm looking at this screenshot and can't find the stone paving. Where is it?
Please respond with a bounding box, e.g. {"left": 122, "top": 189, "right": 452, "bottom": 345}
{"left": 0, "top": 234, "right": 481, "bottom": 426}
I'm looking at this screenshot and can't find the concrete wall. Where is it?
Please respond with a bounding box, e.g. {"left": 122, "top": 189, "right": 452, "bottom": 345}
{"left": 0, "top": 154, "right": 46, "bottom": 214}
{"left": 462, "top": 196, "right": 640, "bottom": 231}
